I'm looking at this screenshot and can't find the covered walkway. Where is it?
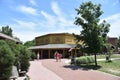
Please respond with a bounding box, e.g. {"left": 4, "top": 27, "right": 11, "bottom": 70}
{"left": 29, "top": 44, "right": 77, "bottom": 59}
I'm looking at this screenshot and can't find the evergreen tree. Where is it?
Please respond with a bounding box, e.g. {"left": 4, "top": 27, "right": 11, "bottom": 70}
{"left": 0, "top": 40, "right": 15, "bottom": 80}
{"left": 19, "top": 45, "right": 31, "bottom": 72}
{"left": 5, "top": 40, "right": 21, "bottom": 71}
{"left": 1, "top": 25, "right": 13, "bottom": 37}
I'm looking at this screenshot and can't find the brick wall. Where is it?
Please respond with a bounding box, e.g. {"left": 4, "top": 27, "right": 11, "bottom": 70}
{"left": 108, "top": 37, "right": 118, "bottom": 53}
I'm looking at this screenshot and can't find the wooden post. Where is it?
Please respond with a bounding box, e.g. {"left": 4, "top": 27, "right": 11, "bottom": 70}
{"left": 75, "top": 48, "right": 77, "bottom": 57}
{"left": 48, "top": 49, "right": 50, "bottom": 58}
{"left": 41, "top": 50, "right": 43, "bottom": 59}
{"left": 63, "top": 49, "right": 65, "bottom": 58}
{"left": 71, "top": 49, "right": 73, "bottom": 56}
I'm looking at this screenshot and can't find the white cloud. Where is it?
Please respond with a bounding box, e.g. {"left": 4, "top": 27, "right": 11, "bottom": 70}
{"left": 18, "top": 5, "right": 38, "bottom": 15}
{"left": 13, "top": 19, "right": 36, "bottom": 30}
{"left": 104, "top": 13, "right": 120, "bottom": 22}
{"left": 102, "top": 13, "right": 120, "bottom": 37}
{"left": 51, "top": 1, "right": 72, "bottom": 27}
{"left": 7, "top": 20, "right": 37, "bottom": 42}
{"left": 112, "top": 0, "right": 120, "bottom": 6}
{"left": 50, "top": 28, "right": 80, "bottom": 34}
{"left": 14, "top": 31, "right": 42, "bottom": 43}
{"left": 108, "top": 19, "right": 120, "bottom": 37}
{"left": 41, "top": 11, "right": 56, "bottom": 27}
{"left": 12, "top": 1, "right": 80, "bottom": 42}
{"left": 29, "top": 0, "right": 37, "bottom": 6}
{"left": 51, "top": 1, "right": 63, "bottom": 17}
{"left": 40, "top": 1, "right": 75, "bottom": 29}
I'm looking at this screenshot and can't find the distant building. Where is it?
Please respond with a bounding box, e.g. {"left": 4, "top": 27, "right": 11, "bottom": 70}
{"left": 29, "top": 33, "right": 118, "bottom": 59}
{"left": 0, "top": 32, "right": 22, "bottom": 43}
{"left": 108, "top": 37, "right": 118, "bottom": 53}
{"left": 29, "top": 33, "right": 81, "bottom": 59}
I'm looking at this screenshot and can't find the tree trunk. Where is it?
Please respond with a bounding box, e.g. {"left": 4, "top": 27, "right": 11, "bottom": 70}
{"left": 94, "top": 53, "right": 98, "bottom": 66}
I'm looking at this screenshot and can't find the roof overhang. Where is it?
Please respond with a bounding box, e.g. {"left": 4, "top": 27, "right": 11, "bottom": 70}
{"left": 0, "top": 33, "right": 22, "bottom": 43}
{"left": 28, "top": 44, "right": 76, "bottom": 50}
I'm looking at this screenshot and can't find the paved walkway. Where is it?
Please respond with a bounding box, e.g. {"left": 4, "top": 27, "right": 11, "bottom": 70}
{"left": 97, "top": 58, "right": 120, "bottom": 61}
{"left": 27, "top": 60, "right": 63, "bottom": 80}
{"left": 27, "top": 59, "right": 120, "bottom": 80}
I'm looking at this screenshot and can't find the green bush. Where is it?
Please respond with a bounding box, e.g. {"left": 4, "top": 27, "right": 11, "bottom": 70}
{"left": 75, "top": 56, "right": 94, "bottom": 65}
{"left": 30, "top": 52, "right": 36, "bottom": 60}
{"left": 0, "top": 40, "right": 15, "bottom": 80}
{"left": 19, "top": 46, "right": 30, "bottom": 72}
{"left": 5, "top": 40, "right": 20, "bottom": 71}
{"left": 87, "top": 56, "right": 95, "bottom": 63}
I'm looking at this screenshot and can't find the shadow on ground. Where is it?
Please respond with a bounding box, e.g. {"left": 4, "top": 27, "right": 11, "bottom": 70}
{"left": 63, "top": 64, "right": 101, "bottom": 71}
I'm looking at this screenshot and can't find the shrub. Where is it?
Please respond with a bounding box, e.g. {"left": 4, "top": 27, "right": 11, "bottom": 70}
{"left": 75, "top": 56, "right": 94, "bottom": 65}
{"left": 87, "top": 56, "right": 95, "bottom": 63}
{"left": 0, "top": 40, "right": 15, "bottom": 80}
{"left": 19, "top": 46, "right": 30, "bottom": 72}
{"left": 30, "top": 52, "right": 36, "bottom": 60}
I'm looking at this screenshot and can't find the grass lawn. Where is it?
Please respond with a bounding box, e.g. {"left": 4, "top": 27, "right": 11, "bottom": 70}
{"left": 77, "top": 60, "right": 120, "bottom": 76}
{"left": 76, "top": 54, "right": 120, "bottom": 77}
{"left": 75, "top": 54, "right": 120, "bottom": 76}
{"left": 98, "top": 60, "right": 120, "bottom": 76}
{"left": 97, "top": 54, "right": 120, "bottom": 59}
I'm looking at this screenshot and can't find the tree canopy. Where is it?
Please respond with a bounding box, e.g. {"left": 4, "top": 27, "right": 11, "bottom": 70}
{"left": 24, "top": 39, "right": 36, "bottom": 48}
{"left": 0, "top": 25, "right": 32, "bottom": 79}
{"left": 0, "top": 40, "right": 31, "bottom": 79}
{"left": 0, "top": 40, "right": 15, "bottom": 80}
{"left": 74, "top": 1, "right": 110, "bottom": 66}
{"left": 0, "top": 25, "right": 13, "bottom": 37}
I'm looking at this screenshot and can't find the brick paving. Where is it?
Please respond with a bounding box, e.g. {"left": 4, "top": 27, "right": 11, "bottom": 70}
{"left": 27, "top": 60, "right": 63, "bottom": 80}
{"left": 42, "top": 59, "right": 120, "bottom": 80}
{"left": 27, "top": 59, "right": 120, "bottom": 80}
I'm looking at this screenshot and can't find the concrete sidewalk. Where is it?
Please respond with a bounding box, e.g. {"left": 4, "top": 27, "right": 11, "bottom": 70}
{"left": 97, "top": 58, "right": 120, "bottom": 61}
{"left": 65, "top": 58, "right": 120, "bottom": 63}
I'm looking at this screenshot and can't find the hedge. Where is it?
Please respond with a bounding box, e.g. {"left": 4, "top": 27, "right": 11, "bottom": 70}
{"left": 75, "top": 56, "right": 95, "bottom": 65}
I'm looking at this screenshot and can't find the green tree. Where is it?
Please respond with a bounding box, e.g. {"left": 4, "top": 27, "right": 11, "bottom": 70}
{"left": 19, "top": 46, "right": 31, "bottom": 72}
{"left": 0, "top": 40, "right": 15, "bottom": 80}
{"left": 24, "top": 39, "right": 36, "bottom": 48}
{"left": 7, "top": 42, "right": 31, "bottom": 72}
{"left": 5, "top": 40, "right": 21, "bottom": 71}
{"left": 6, "top": 40, "right": 31, "bottom": 72}
{"left": 74, "top": 1, "right": 110, "bottom": 66}
{"left": 1, "top": 25, "right": 13, "bottom": 37}
{"left": 100, "top": 20, "right": 110, "bottom": 43}
{"left": 24, "top": 40, "right": 36, "bottom": 60}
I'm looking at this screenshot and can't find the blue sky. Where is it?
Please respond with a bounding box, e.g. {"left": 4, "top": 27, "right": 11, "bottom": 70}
{"left": 0, "top": 0, "right": 120, "bottom": 42}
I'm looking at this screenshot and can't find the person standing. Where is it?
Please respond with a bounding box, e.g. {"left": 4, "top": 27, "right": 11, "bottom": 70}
{"left": 59, "top": 53, "right": 62, "bottom": 62}
{"left": 37, "top": 52, "right": 40, "bottom": 60}
{"left": 54, "top": 51, "right": 59, "bottom": 62}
